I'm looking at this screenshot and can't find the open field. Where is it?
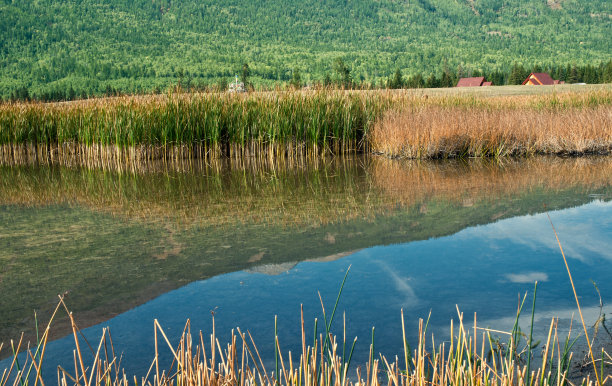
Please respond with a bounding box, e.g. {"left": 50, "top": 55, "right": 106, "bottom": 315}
{"left": 0, "top": 85, "right": 611, "bottom": 163}
{"left": 387, "top": 84, "right": 611, "bottom": 97}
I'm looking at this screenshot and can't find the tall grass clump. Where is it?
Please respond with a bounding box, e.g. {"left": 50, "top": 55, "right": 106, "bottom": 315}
{"left": 3, "top": 259, "right": 610, "bottom": 386}
{"left": 2, "top": 293, "right": 609, "bottom": 386}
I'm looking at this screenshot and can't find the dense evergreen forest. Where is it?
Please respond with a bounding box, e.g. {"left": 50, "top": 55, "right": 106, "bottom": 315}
{"left": 1, "top": 0, "right": 611, "bottom": 99}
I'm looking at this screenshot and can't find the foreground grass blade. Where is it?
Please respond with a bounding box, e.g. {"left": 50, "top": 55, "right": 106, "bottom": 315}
{"left": 547, "top": 213, "right": 602, "bottom": 386}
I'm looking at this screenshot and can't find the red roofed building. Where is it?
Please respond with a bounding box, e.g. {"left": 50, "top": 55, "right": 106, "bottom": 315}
{"left": 456, "top": 77, "right": 487, "bottom": 87}
{"left": 522, "top": 73, "right": 557, "bottom": 85}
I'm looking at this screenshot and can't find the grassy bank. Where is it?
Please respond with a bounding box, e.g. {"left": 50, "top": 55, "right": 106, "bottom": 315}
{"left": 0, "top": 86, "right": 611, "bottom": 163}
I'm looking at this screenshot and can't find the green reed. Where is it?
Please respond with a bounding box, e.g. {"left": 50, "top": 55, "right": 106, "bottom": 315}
{"left": 0, "top": 91, "right": 387, "bottom": 157}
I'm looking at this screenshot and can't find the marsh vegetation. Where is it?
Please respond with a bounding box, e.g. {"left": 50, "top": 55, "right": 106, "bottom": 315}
{"left": 1, "top": 86, "right": 610, "bottom": 164}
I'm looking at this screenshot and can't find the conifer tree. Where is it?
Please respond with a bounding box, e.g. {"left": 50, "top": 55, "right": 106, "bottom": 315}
{"left": 290, "top": 68, "right": 302, "bottom": 88}
{"left": 508, "top": 63, "right": 527, "bottom": 85}
{"left": 241, "top": 63, "right": 250, "bottom": 88}
{"left": 603, "top": 60, "right": 612, "bottom": 83}
{"left": 333, "top": 58, "right": 351, "bottom": 89}
{"left": 389, "top": 68, "right": 403, "bottom": 89}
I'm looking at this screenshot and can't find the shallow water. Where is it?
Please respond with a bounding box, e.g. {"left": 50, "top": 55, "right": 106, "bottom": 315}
{"left": 1, "top": 156, "right": 611, "bottom": 380}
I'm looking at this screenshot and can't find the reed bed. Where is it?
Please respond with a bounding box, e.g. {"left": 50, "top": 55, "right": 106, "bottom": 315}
{"left": 1, "top": 88, "right": 611, "bottom": 164}
{"left": 370, "top": 91, "right": 612, "bottom": 159}
{"left": 0, "top": 91, "right": 390, "bottom": 163}
{"left": 1, "top": 294, "right": 609, "bottom": 386}
{"left": 0, "top": 143, "right": 337, "bottom": 172}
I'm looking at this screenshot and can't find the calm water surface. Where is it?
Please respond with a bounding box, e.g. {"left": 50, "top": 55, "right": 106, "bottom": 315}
{"left": 1, "top": 156, "right": 611, "bottom": 379}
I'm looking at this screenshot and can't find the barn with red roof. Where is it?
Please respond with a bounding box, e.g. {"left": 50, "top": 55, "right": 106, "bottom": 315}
{"left": 522, "top": 73, "right": 558, "bottom": 85}
{"left": 456, "top": 77, "right": 489, "bottom": 87}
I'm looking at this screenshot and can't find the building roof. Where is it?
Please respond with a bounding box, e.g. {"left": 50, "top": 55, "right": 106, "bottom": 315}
{"left": 482, "top": 81, "right": 492, "bottom": 86}
{"left": 456, "top": 77, "right": 485, "bottom": 87}
{"left": 522, "top": 73, "right": 556, "bottom": 85}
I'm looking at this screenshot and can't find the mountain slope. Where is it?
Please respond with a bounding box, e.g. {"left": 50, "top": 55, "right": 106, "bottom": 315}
{"left": 0, "top": 0, "right": 610, "bottom": 95}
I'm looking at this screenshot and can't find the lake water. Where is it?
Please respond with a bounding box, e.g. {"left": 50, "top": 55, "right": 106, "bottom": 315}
{"left": 1, "top": 156, "right": 611, "bottom": 381}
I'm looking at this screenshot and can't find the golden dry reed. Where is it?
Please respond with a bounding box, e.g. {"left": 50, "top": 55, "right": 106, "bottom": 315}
{"left": 370, "top": 91, "right": 612, "bottom": 158}
{"left": 2, "top": 296, "right": 609, "bottom": 386}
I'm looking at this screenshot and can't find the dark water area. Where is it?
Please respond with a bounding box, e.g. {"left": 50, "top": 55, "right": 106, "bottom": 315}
{"left": 1, "top": 156, "right": 611, "bottom": 380}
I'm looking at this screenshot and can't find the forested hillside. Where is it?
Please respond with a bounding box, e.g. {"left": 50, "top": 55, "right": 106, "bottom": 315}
{"left": 1, "top": 0, "right": 610, "bottom": 97}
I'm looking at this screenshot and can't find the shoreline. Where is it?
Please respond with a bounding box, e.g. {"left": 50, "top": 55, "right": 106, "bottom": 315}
{"left": 1, "top": 142, "right": 612, "bottom": 171}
